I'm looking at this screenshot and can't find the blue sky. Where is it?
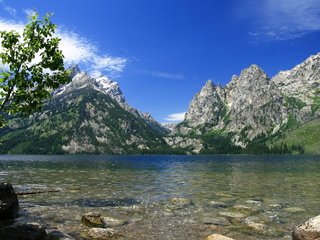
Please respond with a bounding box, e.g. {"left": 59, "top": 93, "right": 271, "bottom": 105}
{"left": 0, "top": 0, "right": 320, "bottom": 123}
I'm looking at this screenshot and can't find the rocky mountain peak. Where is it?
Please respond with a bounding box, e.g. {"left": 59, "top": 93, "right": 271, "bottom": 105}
{"left": 95, "top": 75, "right": 125, "bottom": 104}
{"left": 54, "top": 71, "right": 94, "bottom": 96}
{"left": 204, "top": 79, "right": 214, "bottom": 88}
{"left": 239, "top": 64, "right": 268, "bottom": 81}
{"left": 272, "top": 52, "right": 320, "bottom": 104}
{"left": 183, "top": 79, "right": 225, "bottom": 129}
{"left": 68, "top": 64, "right": 81, "bottom": 79}
{"left": 54, "top": 67, "right": 126, "bottom": 105}
{"left": 197, "top": 80, "right": 216, "bottom": 96}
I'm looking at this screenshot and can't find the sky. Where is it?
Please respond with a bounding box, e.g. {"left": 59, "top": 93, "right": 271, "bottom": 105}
{"left": 0, "top": 0, "right": 320, "bottom": 123}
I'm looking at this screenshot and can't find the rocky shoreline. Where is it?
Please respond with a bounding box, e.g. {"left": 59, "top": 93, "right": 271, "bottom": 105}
{"left": 1, "top": 183, "right": 320, "bottom": 240}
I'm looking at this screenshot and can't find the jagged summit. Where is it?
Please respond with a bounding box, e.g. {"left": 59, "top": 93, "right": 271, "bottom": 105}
{"left": 95, "top": 75, "right": 125, "bottom": 104}
{"left": 239, "top": 64, "right": 268, "bottom": 82}
{"left": 204, "top": 79, "right": 214, "bottom": 88}
{"left": 168, "top": 52, "right": 319, "bottom": 152}
{"left": 54, "top": 66, "right": 125, "bottom": 105}
{"left": 272, "top": 52, "right": 320, "bottom": 104}
{"left": 68, "top": 64, "right": 81, "bottom": 79}
{"left": 183, "top": 79, "right": 225, "bottom": 128}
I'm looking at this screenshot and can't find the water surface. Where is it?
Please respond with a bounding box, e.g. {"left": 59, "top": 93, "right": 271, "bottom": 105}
{"left": 1, "top": 155, "right": 320, "bottom": 239}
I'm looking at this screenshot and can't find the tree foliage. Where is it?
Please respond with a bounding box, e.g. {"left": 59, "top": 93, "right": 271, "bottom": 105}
{"left": 0, "top": 13, "right": 70, "bottom": 127}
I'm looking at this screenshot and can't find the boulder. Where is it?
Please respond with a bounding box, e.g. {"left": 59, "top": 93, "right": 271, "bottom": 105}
{"left": 0, "top": 182, "right": 19, "bottom": 220}
{"left": 293, "top": 215, "right": 320, "bottom": 240}
{"left": 0, "top": 223, "right": 46, "bottom": 240}
{"left": 206, "top": 233, "right": 234, "bottom": 240}
{"left": 81, "top": 212, "right": 104, "bottom": 228}
{"left": 81, "top": 228, "right": 118, "bottom": 240}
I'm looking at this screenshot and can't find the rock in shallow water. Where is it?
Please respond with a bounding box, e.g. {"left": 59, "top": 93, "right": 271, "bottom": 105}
{"left": 102, "top": 217, "right": 128, "bottom": 227}
{"left": 208, "top": 201, "right": 228, "bottom": 208}
{"left": 0, "top": 223, "right": 46, "bottom": 240}
{"left": 243, "top": 218, "right": 268, "bottom": 234}
{"left": 202, "top": 216, "right": 230, "bottom": 226}
{"left": 206, "top": 233, "right": 234, "bottom": 240}
{"left": 218, "top": 211, "right": 246, "bottom": 219}
{"left": 46, "top": 230, "right": 75, "bottom": 240}
{"left": 81, "top": 212, "right": 104, "bottom": 228}
{"left": 293, "top": 215, "right": 320, "bottom": 240}
{"left": 233, "top": 204, "right": 260, "bottom": 214}
{"left": 245, "top": 200, "right": 262, "bottom": 205}
{"left": 0, "top": 182, "right": 19, "bottom": 220}
{"left": 283, "top": 207, "right": 306, "bottom": 213}
{"left": 168, "top": 197, "right": 193, "bottom": 209}
{"left": 81, "top": 228, "right": 118, "bottom": 240}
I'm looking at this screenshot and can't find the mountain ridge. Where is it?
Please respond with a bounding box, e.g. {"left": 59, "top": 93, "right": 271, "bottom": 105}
{"left": 0, "top": 53, "right": 319, "bottom": 154}
{"left": 167, "top": 52, "right": 320, "bottom": 153}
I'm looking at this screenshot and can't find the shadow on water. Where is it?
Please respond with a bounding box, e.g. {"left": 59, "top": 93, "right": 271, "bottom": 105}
{"left": 31, "top": 197, "right": 141, "bottom": 208}
{"left": 70, "top": 198, "right": 141, "bottom": 207}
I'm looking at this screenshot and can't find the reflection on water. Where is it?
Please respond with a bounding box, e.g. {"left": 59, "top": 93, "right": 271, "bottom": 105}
{"left": 1, "top": 155, "right": 320, "bottom": 239}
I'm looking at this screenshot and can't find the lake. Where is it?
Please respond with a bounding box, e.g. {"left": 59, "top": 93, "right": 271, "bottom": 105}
{"left": 0, "top": 155, "right": 320, "bottom": 239}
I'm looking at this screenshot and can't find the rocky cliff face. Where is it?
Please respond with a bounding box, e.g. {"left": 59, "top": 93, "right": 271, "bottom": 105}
{"left": 272, "top": 53, "right": 320, "bottom": 122}
{"left": 224, "top": 65, "right": 287, "bottom": 145}
{"left": 169, "top": 53, "right": 320, "bottom": 151}
{"left": 272, "top": 53, "right": 320, "bottom": 104}
{"left": 184, "top": 80, "right": 225, "bottom": 128}
{"left": 0, "top": 67, "right": 168, "bottom": 154}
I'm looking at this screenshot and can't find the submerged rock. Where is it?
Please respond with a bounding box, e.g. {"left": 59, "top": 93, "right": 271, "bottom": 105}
{"left": 206, "top": 233, "right": 234, "bottom": 240}
{"left": 293, "top": 215, "right": 320, "bottom": 240}
{"left": 244, "top": 218, "right": 268, "bottom": 234}
{"left": 0, "top": 223, "right": 46, "bottom": 240}
{"left": 45, "top": 230, "right": 75, "bottom": 240}
{"left": 168, "top": 197, "right": 193, "bottom": 209}
{"left": 233, "top": 204, "right": 260, "bottom": 214}
{"left": 208, "top": 201, "right": 228, "bottom": 208}
{"left": 283, "top": 207, "right": 306, "bottom": 213}
{"left": 218, "top": 211, "right": 246, "bottom": 220}
{"left": 81, "top": 228, "right": 118, "bottom": 240}
{"left": 0, "top": 182, "right": 19, "bottom": 220}
{"left": 102, "top": 216, "right": 128, "bottom": 227}
{"left": 245, "top": 200, "right": 262, "bottom": 205}
{"left": 202, "top": 216, "right": 230, "bottom": 226}
{"left": 81, "top": 212, "right": 104, "bottom": 228}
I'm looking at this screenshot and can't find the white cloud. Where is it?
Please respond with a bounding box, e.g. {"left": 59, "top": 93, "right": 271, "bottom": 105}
{"left": 0, "top": 0, "right": 16, "bottom": 17}
{"left": 23, "top": 9, "right": 36, "bottom": 17}
{"left": 0, "top": 18, "right": 24, "bottom": 34}
{"left": 4, "top": 6, "right": 16, "bottom": 16}
{"left": 164, "top": 112, "right": 186, "bottom": 122}
{"left": 0, "top": 18, "right": 127, "bottom": 77}
{"left": 137, "top": 69, "right": 184, "bottom": 80}
{"left": 242, "top": 0, "right": 320, "bottom": 41}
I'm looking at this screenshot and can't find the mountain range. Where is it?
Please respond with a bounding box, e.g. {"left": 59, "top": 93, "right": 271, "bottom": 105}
{"left": 0, "top": 53, "right": 319, "bottom": 154}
